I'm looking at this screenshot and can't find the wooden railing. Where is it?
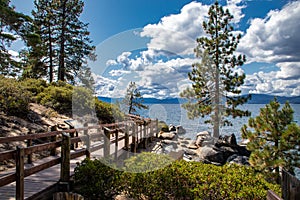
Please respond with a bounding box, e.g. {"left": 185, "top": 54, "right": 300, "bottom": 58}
{"left": 0, "top": 115, "right": 158, "bottom": 200}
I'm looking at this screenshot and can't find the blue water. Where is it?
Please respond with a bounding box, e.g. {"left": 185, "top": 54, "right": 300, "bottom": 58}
{"left": 139, "top": 104, "right": 300, "bottom": 179}
{"left": 139, "top": 104, "right": 300, "bottom": 141}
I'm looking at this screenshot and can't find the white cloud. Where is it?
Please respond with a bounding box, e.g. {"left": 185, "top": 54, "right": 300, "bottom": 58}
{"left": 106, "top": 59, "right": 117, "bottom": 66}
{"left": 239, "top": 1, "right": 300, "bottom": 63}
{"left": 226, "top": 0, "right": 245, "bottom": 23}
{"left": 243, "top": 70, "right": 300, "bottom": 97}
{"left": 140, "top": 2, "right": 208, "bottom": 55}
{"left": 237, "top": 1, "right": 300, "bottom": 96}
{"left": 109, "top": 69, "right": 131, "bottom": 77}
{"left": 275, "top": 62, "right": 300, "bottom": 80}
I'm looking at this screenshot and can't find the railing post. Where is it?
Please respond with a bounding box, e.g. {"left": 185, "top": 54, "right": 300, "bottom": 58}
{"left": 50, "top": 125, "right": 57, "bottom": 156}
{"left": 16, "top": 146, "right": 24, "bottom": 200}
{"left": 26, "top": 131, "right": 32, "bottom": 164}
{"left": 155, "top": 118, "right": 159, "bottom": 137}
{"left": 143, "top": 121, "right": 147, "bottom": 149}
{"left": 131, "top": 123, "right": 137, "bottom": 153}
{"left": 149, "top": 119, "right": 153, "bottom": 142}
{"left": 104, "top": 127, "right": 110, "bottom": 158}
{"left": 84, "top": 122, "right": 90, "bottom": 159}
{"left": 124, "top": 123, "right": 129, "bottom": 150}
{"left": 114, "top": 129, "right": 118, "bottom": 160}
{"left": 60, "top": 133, "right": 70, "bottom": 183}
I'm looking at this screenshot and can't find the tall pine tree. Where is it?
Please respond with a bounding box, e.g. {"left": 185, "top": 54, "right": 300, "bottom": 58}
{"left": 180, "top": 1, "right": 250, "bottom": 138}
{"left": 33, "top": 0, "right": 96, "bottom": 83}
{"left": 242, "top": 99, "right": 300, "bottom": 183}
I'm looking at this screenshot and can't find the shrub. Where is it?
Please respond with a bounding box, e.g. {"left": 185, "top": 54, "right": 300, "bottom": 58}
{"left": 0, "top": 76, "right": 31, "bottom": 117}
{"left": 121, "top": 158, "right": 281, "bottom": 199}
{"left": 73, "top": 153, "right": 281, "bottom": 200}
{"left": 21, "top": 78, "right": 47, "bottom": 97}
{"left": 95, "top": 99, "right": 124, "bottom": 124}
{"left": 36, "top": 83, "right": 73, "bottom": 113}
{"left": 74, "top": 158, "right": 122, "bottom": 199}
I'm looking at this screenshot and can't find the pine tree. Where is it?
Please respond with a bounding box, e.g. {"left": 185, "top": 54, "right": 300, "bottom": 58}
{"left": 32, "top": 0, "right": 96, "bottom": 83}
{"left": 180, "top": 1, "right": 250, "bottom": 138}
{"left": 32, "top": 0, "right": 58, "bottom": 82}
{"left": 123, "top": 82, "right": 148, "bottom": 115}
{"left": 0, "top": 0, "right": 36, "bottom": 76}
{"left": 242, "top": 99, "right": 300, "bottom": 183}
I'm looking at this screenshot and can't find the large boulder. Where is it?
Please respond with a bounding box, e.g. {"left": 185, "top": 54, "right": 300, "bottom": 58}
{"left": 199, "top": 146, "right": 226, "bottom": 164}
{"left": 195, "top": 131, "right": 215, "bottom": 147}
{"left": 176, "top": 125, "right": 186, "bottom": 134}
{"left": 158, "top": 131, "right": 176, "bottom": 140}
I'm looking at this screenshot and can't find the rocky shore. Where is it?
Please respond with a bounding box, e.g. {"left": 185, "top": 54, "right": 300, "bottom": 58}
{"left": 151, "top": 124, "right": 251, "bottom": 166}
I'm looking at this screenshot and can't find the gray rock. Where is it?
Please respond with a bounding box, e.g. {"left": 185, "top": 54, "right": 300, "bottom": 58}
{"left": 169, "top": 124, "right": 176, "bottom": 132}
{"left": 227, "top": 154, "right": 250, "bottom": 165}
{"left": 158, "top": 132, "right": 176, "bottom": 140}
{"left": 199, "top": 146, "right": 225, "bottom": 164}
{"left": 176, "top": 125, "right": 186, "bottom": 134}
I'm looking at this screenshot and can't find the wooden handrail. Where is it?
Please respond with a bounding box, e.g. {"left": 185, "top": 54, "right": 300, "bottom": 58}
{"left": 0, "top": 116, "right": 159, "bottom": 200}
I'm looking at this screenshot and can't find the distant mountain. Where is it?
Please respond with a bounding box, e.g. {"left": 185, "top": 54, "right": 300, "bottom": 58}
{"left": 98, "top": 94, "right": 300, "bottom": 105}
{"left": 247, "top": 94, "right": 300, "bottom": 104}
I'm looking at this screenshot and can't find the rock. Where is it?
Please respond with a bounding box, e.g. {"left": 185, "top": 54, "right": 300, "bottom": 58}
{"left": 216, "top": 134, "right": 237, "bottom": 146}
{"left": 176, "top": 125, "right": 186, "bottom": 134}
{"left": 199, "top": 146, "right": 225, "bottom": 165}
{"left": 169, "top": 124, "right": 176, "bottom": 132}
{"left": 197, "top": 131, "right": 210, "bottom": 137}
{"left": 184, "top": 149, "right": 197, "bottom": 156}
{"left": 187, "top": 144, "right": 198, "bottom": 150}
{"left": 227, "top": 154, "right": 250, "bottom": 165}
{"left": 195, "top": 132, "right": 215, "bottom": 147}
{"left": 158, "top": 132, "right": 176, "bottom": 140}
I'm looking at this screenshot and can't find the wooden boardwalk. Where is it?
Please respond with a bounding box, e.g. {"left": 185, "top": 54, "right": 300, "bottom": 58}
{"left": 0, "top": 134, "right": 137, "bottom": 200}
{"left": 0, "top": 116, "right": 158, "bottom": 200}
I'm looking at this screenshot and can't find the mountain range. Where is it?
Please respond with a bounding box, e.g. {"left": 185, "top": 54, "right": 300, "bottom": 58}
{"left": 98, "top": 94, "right": 300, "bottom": 104}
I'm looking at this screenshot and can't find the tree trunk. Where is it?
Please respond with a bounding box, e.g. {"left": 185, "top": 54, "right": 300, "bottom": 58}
{"left": 213, "top": 12, "right": 220, "bottom": 138}
{"left": 48, "top": 23, "right": 53, "bottom": 82}
{"left": 58, "top": 0, "right": 67, "bottom": 81}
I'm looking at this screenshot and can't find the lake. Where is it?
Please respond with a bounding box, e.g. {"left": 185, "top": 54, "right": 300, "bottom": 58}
{"left": 138, "top": 103, "right": 300, "bottom": 179}
{"left": 139, "top": 104, "right": 300, "bottom": 141}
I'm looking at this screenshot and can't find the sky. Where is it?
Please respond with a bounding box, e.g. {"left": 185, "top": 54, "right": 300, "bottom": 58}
{"left": 10, "top": 0, "right": 300, "bottom": 98}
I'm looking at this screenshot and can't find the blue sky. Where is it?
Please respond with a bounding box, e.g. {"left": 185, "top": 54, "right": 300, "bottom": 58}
{"left": 10, "top": 0, "right": 300, "bottom": 98}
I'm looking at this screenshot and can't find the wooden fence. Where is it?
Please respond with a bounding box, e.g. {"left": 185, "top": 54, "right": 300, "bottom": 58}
{"left": 0, "top": 115, "right": 158, "bottom": 200}
{"left": 281, "top": 169, "right": 300, "bottom": 200}
{"left": 267, "top": 169, "right": 300, "bottom": 200}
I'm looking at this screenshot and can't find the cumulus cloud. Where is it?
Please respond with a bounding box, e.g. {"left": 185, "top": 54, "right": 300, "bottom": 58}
{"left": 238, "top": 1, "right": 300, "bottom": 96}
{"left": 239, "top": 1, "right": 300, "bottom": 63}
{"left": 243, "top": 70, "right": 300, "bottom": 96}
{"left": 140, "top": 1, "right": 246, "bottom": 56}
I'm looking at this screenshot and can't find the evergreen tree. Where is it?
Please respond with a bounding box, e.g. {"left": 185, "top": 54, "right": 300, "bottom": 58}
{"left": 0, "top": 0, "right": 36, "bottom": 76}
{"left": 180, "top": 1, "right": 250, "bottom": 138}
{"left": 123, "top": 82, "right": 148, "bottom": 115}
{"left": 242, "top": 99, "right": 300, "bottom": 183}
{"left": 32, "top": 0, "right": 58, "bottom": 82}
{"left": 32, "top": 0, "right": 96, "bottom": 83}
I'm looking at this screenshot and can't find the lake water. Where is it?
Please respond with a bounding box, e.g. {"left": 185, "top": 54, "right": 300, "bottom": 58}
{"left": 139, "top": 104, "right": 300, "bottom": 141}
{"left": 139, "top": 103, "right": 300, "bottom": 179}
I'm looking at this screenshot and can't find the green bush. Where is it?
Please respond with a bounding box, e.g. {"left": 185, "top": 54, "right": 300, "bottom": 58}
{"left": 121, "top": 156, "right": 281, "bottom": 199}
{"left": 21, "top": 78, "right": 47, "bottom": 97}
{"left": 74, "top": 153, "right": 281, "bottom": 200}
{"left": 74, "top": 158, "right": 122, "bottom": 199}
{"left": 95, "top": 99, "right": 124, "bottom": 124}
{"left": 0, "top": 76, "right": 31, "bottom": 117}
{"left": 36, "top": 83, "right": 73, "bottom": 113}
